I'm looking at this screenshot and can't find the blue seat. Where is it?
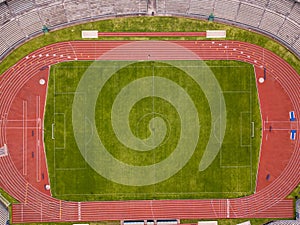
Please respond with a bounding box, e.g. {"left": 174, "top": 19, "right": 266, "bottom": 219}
{"left": 290, "top": 130, "right": 296, "bottom": 140}
{"left": 289, "top": 111, "right": 296, "bottom": 121}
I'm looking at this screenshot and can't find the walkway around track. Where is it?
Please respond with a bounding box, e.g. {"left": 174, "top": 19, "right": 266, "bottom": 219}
{"left": 0, "top": 40, "right": 299, "bottom": 223}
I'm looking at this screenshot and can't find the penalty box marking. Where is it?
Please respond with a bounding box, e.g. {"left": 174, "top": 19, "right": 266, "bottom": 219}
{"left": 53, "top": 92, "right": 87, "bottom": 171}
{"left": 220, "top": 110, "right": 252, "bottom": 169}
{"left": 54, "top": 113, "right": 65, "bottom": 150}
{"left": 219, "top": 65, "right": 254, "bottom": 175}
{"left": 219, "top": 92, "right": 253, "bottom": 193}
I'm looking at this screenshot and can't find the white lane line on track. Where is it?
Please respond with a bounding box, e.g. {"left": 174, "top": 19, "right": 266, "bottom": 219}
{"left": 226, "top": 199, "right": 230, "bottom": 218}
{"left": 23, "top": 100, "right": 27, "bottom": 176}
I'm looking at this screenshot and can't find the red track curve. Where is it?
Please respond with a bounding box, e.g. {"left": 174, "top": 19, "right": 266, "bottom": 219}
{"left": 0, "top": 40, "right": 299, "bottom": 223}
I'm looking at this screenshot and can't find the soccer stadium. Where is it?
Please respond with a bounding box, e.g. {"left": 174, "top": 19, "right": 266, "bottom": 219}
{"left": 0, "top": 0, "right": 299, "bottom": 225}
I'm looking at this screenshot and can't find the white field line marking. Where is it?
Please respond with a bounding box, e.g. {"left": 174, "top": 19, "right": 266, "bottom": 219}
{"left": 36, "top": 95, "right": 41, "bottom": 182}
{"left": 54, "top": 113, "right": 66, "bottom": 150}
{"left": 240, "top": 112, "right": 251, "bottom": 147}
{"left": 21, "top": 203, "right": 23, "bottom": 222}
{"left": 59, "top": 200, "right": 62, "bottom": 219}
{"left": 78, "top": 202, "right": 81, "bottom": 220}
{"left": 211, "top": 200, "right": 217, "bottom": 217}
{"left": 6, "top": 127, "right": 39, "bottom": 129}
{"left": 226, "top": 199, "right": 230, "bottom": 218}
{"left": 23, "top": 100, "right": 27, "bottom": 176}
{"left": 150, "top": 200, "right": 155, "bottom": 218}
{"left": 52, "top": 123, "right": 55, "bottom": 140}
{"left": 24, "top": 183, "right": 28, "bottom": 204}
{"left": 40, "top": 202, "right": 43, "bottom": 221}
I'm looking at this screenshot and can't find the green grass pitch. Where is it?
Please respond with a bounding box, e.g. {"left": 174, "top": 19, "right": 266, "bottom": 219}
{"left": 44, "top": 60, "right": 261, "bottom": 201}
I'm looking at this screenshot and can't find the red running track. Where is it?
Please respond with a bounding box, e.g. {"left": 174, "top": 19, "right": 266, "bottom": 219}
{"left": 0, "top": 40, "right": 299, "bottom": 223}
{"left": 98, "top": 32, "right": 206, "bottom": 37}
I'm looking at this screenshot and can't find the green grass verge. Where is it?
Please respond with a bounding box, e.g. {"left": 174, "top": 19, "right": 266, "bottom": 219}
{"left": 0, "top": 188, "right": 18, "bottom": 204}
{"left": 0, "top": 16, "right": 299, "bottom": 76}
{"left": 44, "top": 60, "right": 261, "bottom": 201}
{"left": 288, "top": 183, "right": 300, "bottom": 199}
